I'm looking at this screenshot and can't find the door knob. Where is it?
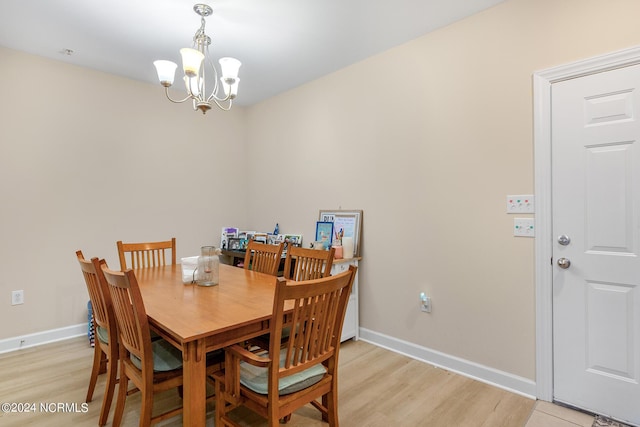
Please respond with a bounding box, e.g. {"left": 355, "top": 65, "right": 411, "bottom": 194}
{"left": 557, "top": 258, "right": 571, "bottom": 269}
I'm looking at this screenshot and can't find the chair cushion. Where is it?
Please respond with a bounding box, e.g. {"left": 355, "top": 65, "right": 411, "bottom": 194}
{"left": 239, "top": 349, "right": 327, "bottom": 395}
{"left": 96, "top": 326, "right": 109, "bottom": 344}
{"left": 130, "top": 339, "right": 183, "bottom": 372}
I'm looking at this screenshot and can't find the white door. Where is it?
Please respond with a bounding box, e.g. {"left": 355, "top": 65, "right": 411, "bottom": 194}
{"left": 552, "top": 64, "right": 640, "bottom": 425}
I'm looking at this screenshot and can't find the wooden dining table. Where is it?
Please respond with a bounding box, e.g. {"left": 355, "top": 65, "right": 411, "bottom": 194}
{"left": 134, "top": 263, "right": 289, "bottom": 427}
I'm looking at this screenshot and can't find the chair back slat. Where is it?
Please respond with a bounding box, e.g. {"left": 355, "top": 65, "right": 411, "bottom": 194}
{"left": 272, "top": 265, "right": 356, "bottom": 379}
{"left": 117, "top": 238, "right": 176, "bottom": 270}
{"left": 284, "top": 246, "right": 335, "bottom": 281}
{"left": 243, "top": 241, "right": 284, "bottom": 276}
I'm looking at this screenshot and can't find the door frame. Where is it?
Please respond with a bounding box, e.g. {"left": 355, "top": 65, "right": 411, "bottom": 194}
{"left": 533, "top": 45, "right": 640, "bottom": 401}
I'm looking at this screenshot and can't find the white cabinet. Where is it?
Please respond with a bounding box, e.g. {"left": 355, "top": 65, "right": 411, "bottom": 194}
{"left": 331, "top": 258, "right": 360, "bottom": 342}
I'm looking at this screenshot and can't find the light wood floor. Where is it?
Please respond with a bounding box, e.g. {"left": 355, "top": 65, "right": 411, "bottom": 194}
{"left": 0, "top": 336, "right": 591, "bottom": 426}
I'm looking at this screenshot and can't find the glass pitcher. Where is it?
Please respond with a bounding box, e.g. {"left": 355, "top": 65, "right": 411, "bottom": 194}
{"left": 196, "top": 246, "right": 219, "bottom": 286}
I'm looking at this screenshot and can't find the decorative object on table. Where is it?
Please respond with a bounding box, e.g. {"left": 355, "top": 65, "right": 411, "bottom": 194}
{"left": 282, "top": 234, "right": 303, "bottom": 255}
{"left": 282, "top": 234, "right": 302, "bottom": 246}
{"left": 342, "top": 236, "right": 354, "bottom": 259}
{"left": 315, "top": 221, "right": 334, "bottom": 249}
{"left": 220, "top": 227, "right": 239, "bottom": 248}
{"left": 228, "top": 238, "right": 242, "bottom": 250}
{"left": 273, "top": 223, "right": 279, "bottom": 235}
{"left": 153, "top": 3, "right": 241, "bottom": 114}
{"left": 181, "top": 256, "right": 199, "bottom": 284}
{"left": 318, "top": 210, "right": 363, "bottom": 256}
{"left": 253, "top": 232, "right": 268, "bottom": 244}
{"left": 332, "top": 244, "right": 343, "bottom": 259}
{"left": 196, "top": 246, "right": 221, "bottom": 286}
{"left": 267, "top": 234, "right": 284, "bottom": 245}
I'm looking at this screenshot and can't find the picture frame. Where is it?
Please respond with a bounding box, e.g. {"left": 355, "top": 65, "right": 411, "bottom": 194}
{"left": 315, "top": 221, "right": 334, "bottom": 249}
{"left": 267, "top": 234, "right": 285, "bottom": 245}
{"left": 220, "top": 227, "right": 239, "bottom": 248}
{"left": 318, "top": 210, "right": 363, "bottom": 257}
{"left": 228, "top": 238, "right": 243, "bottom": 251}
{"left": 253, "top": 232, "right": 268, "bottom": 244}
{"left": 283, "top": 234, "right": 302, "bottom": 246}
{"left": 282, "top": 234, "right": 303, "bottom": 255}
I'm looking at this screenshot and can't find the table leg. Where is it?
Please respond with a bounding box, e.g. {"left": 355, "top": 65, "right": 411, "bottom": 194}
{"left": 182, "top": 339, "right": 206, "bottom": 427}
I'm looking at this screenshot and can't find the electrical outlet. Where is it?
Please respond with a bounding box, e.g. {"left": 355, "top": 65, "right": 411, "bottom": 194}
{"left": 420, "top": 292, "right": 431, "bottom": 313}
{"left": 11, "top": 290, "right": 24, "bottom": 305}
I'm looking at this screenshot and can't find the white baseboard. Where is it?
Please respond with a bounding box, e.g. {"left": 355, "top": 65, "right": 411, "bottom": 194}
{"left": 0, "top": 324, "right": 87, "bottom": 354}
{"left": 358, "top": 328, "right": 537, "bottom": 399}
{"left": 0, "top": 324, "right": 537, "bottom": 398}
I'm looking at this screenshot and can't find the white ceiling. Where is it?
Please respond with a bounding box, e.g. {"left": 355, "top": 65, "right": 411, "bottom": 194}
{"left": 0, "top": 0, "right": 506, "bottom": 106}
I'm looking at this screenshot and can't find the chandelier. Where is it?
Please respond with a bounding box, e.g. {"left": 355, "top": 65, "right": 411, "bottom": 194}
{"left": 153, "top": 4, "right": 241, "bottom": 114}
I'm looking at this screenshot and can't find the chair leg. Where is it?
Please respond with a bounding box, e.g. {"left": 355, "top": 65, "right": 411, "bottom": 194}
{"left": 268, "top": 414, "right": 280, "bottom": 427}
{"left": 111, "top": 364, "right": 128, "bottom": 427}
{"left": 214, "top": 376, "right": 242, "bottom": 427}
{"left": 98, "top": 349, "right": 118, "bottom": 426}
{"left": 85, "top": 345, "right": 103, "bottom": 403}
{"left": 139, "top": 386, "right": 154, "bottom": 427}
{"left": 325, "top": 390, "right": 339, "bottom": 426}
{"left": 214, "top": 377, "right": 225, "bottom": 426}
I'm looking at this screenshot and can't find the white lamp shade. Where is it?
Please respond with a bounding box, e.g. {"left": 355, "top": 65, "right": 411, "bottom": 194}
{"left": 153, "top": 60, "right": 178, "bottom": 86}
{"left": 221, "top": 78, "right": 239, "bottom": 99}
{"left": 183, "top": 75, "right": 200, "bottom": 97}
{"left": 180, "top": 48, "right": 204, "bottom": 77}
{"left": 219, "top": 57, "right": 241, "bottom": 82}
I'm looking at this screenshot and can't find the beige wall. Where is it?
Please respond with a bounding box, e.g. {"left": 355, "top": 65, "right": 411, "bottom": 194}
{"left": 243, "top": 0, "right": 640, "bottom": 380}
{"left": 0, "top": 47, "right": 248, "bottom": 339}
{"left": 2, "top": 0, "right": 640, "bottom": 384}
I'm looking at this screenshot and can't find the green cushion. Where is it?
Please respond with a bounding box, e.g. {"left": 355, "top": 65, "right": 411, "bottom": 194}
{"left": 96, "top": 326, "right": 109, "bottom": 344}
{"left": 130, "top": 339, "right": 183, "bottom": 372}
{"left": 239, "top": 349, "right": 327, "bottom": 395}
{"left": 98, "top": 325, "right": 160, "bottom": 344}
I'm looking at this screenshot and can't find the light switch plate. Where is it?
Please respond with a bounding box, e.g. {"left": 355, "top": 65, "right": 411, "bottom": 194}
{"left": 506, "top": 195, "right": 534, "bottom": 213}
{"left": 514, "top": 218, "right": 535, "bottom": 237}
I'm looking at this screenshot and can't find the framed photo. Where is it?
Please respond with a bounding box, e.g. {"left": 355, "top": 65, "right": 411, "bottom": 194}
{"left": 228, "top": 238, "right": 243, "bottom": 251}
{"left": 315, "top": 221, "right": 334, "bottom": 248}
{"left": 221, "top": 227, "right": 239, "bottom": 248}
{"left": 267, "top": 234, "right": 285, "bottom": 245}
{"left": 318, "top": 210, "right": 363, "bottom": 256}
{"left": 238, "top": 230, "right": 255, "bottom": 240}
{"left": 282, "top": 234, "right": 303, "bottom": 255}
{"left": 283, "top": 234, "right": 302, "bottom": 245}
{"left": 253, "top": 232, "right": 268, "bottom": 244}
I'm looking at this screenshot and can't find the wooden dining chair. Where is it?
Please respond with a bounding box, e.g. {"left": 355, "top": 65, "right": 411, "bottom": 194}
{"left": 76, "top": 251, "right": 118, "bottom": 427}
{"left": 251, "top": 246, "right": 337, "bottom": 350}
{"left": 116, "top": 237, "right": 176, "bottom": 270}
{"left": 101, "top": 265, "right": 223, "bottom": 427}
{"left": 283, "top": 246, "right": 336, "bottom": 281}
{"left": 213, "top": 265, "right": 357, "bottom": 427}
{"left": 243, "top": 241, "right": 284, "bottom": 276}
